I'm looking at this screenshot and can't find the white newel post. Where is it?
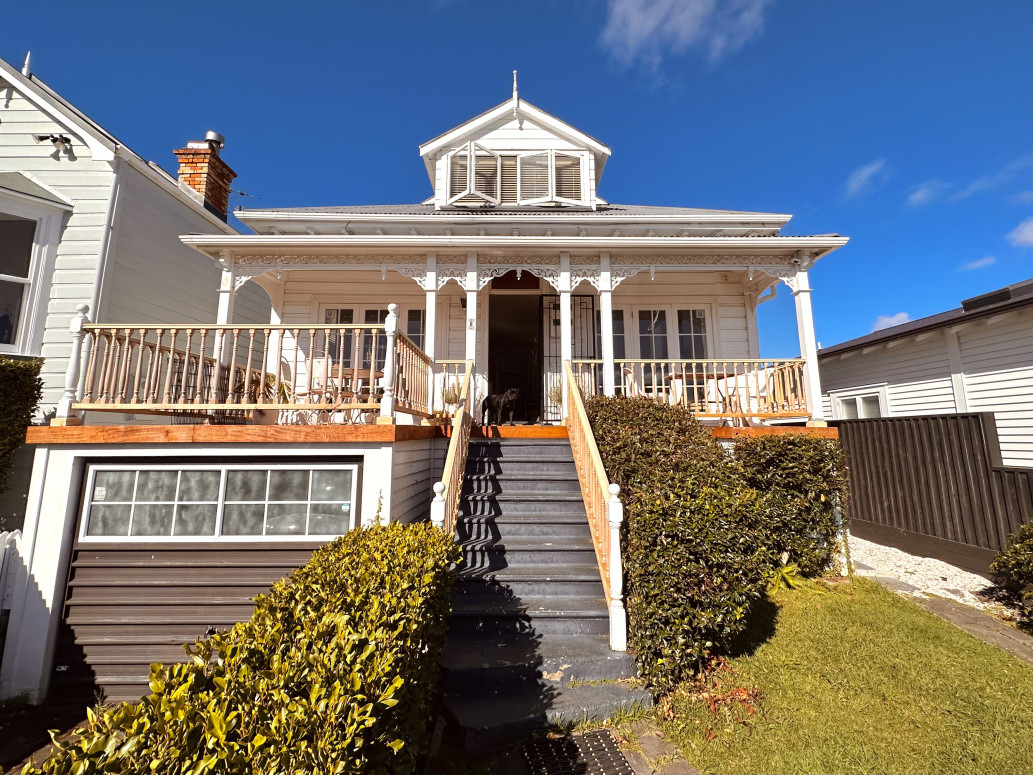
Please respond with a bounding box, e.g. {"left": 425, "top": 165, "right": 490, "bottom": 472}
{"left": 792, "top": 268, "right": 825, "bottom": 421}
{"left": 379, "top": 303, "right": 398, "bottom": 422}
{"left": 607, "top": 483, "right": 627, "bottom": 651}
{"left": 54, "top": 304, "right": 90, "bottom": 426}
{"left": 599, "top": 254, "right": 615, "bottom": 396}
{"left": 430, "top": 481, "right": 446, "bottom": 530}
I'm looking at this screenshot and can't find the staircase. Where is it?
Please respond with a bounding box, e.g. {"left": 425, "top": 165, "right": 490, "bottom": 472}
{"left": 441, "top": 436, "right": 651, "bottom": 752}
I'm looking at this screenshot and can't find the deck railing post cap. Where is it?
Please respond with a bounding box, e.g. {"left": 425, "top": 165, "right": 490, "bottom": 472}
{"left": 75, "top": 303, "right": 90, "bottom": 316}
{"left": 433, "top": 481, "right": 445, "bottom": 496}
{"left": 387, "top": 303, "right": 398, "bottom": 314}
{"left": 608, "top": 483, "right": 621, "bottom": 497}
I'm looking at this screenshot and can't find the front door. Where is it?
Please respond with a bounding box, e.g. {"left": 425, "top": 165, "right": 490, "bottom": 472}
{"left": 487, "top": 294, "right": 542, "bottom": 423}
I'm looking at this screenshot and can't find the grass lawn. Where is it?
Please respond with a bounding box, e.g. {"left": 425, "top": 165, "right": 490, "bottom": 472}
{"left": 659, "top": 578, "right": 1033, "bottom": 775}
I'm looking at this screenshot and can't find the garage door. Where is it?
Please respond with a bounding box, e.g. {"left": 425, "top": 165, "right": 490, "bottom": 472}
{"left": 53, "top": 462, "right": 360, "bottom": 703}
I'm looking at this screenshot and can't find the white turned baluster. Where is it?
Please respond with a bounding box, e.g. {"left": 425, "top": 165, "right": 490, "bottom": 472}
{"left": 54, "top": 304, "right": 91, "bottom": 426}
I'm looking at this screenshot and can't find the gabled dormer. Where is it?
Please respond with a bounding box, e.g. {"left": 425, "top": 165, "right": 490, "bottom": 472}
{"left": 419, "top": 74, "right": 610, "bottom": 210}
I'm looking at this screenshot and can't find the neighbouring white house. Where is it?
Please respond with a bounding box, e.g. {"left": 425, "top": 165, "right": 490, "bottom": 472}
{"left": 819, "top": 278, "right": 1033, "bottom": 467}
{"left": 1, "top": 78, "right": 847, "bottom": 707}
{"left": 0, "top": 54, "right": 270, "bottom": 526}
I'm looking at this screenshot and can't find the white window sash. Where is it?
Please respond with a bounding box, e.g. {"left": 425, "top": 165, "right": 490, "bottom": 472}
{"left": 79, "top": 462, "right": 360, "bottom": 543}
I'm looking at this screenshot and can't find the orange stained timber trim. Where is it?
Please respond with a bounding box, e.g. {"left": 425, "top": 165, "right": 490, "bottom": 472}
{"left": 709, "top": 426, "right": 839, "bottom": 440}
{"left": 26, "top": 424, "right": 445, "bottom": 445}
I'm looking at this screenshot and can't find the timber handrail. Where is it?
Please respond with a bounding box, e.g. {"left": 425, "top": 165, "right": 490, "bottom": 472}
{"left": 430, "top": 359, "right": 474, "bottom": 536}
{"left": 572, "top": 357, "right": 808, "bottom": 420}
{"left": 563, "top": 359, "right": 627, "bottom": 652}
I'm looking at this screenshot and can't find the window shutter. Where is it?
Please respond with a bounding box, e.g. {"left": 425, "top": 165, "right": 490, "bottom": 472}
{"left": 500, "top": 157, "right": 518, "bottom": 204}
{"left": 471, "top": 144, "right": 500, "bottom": 205}
{"left": 447, "top": 149, "right": 470, "bottom": 204}
{"left": 518, "top": 152, "right": 550, "bottom": 204}
{"left": 554, "top": 153, "right": 583, "bottom": 203}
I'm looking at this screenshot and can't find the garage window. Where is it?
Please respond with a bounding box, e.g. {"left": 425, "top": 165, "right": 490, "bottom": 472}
{"left": 81, "top": 464, "right": 359, "bottom": 541}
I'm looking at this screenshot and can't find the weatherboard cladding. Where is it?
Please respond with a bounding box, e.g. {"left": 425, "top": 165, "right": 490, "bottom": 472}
{"left": 54, "top": 542, "right": 320, "bottom": 703}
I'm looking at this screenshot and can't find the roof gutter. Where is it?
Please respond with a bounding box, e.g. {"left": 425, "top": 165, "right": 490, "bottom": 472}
{"left": 235, "top": 211, "right": 795, "bottom": 226}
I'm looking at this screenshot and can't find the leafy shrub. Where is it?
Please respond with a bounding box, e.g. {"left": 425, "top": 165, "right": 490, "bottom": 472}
{"left": 0, "top": 356, "right": 42, "bottom": 494}
{"left": 585, "top": 397, "right": 775, "bottom": 691}
{"left": 991, "top": 522, "right": 1033, "bottom": 615}
{"left": 733, "top": 435, "right": 849, "bottom": 575}
{"left": 27, "top": 524, "right": 460, "bottom": 775}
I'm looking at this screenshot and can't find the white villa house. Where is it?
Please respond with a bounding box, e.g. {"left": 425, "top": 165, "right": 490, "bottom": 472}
{"left": 1, "top": 81, "right": 847, "bottom": 715}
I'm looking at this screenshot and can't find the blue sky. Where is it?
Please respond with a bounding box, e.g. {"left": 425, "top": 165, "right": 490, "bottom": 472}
{"left": 4, "top": 0, "right": 1032, "bottom": 355}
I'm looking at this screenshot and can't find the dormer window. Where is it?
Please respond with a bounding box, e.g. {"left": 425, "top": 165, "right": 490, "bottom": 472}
{"left": 447, "top": 143, "right": 586, "bottom": 207}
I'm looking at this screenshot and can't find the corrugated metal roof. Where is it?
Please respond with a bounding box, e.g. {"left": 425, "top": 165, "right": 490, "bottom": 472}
{"left": 239, "top": 203, "right": 788, "bottom": 218}
{"left": 818, "top": 278, "right": 1033, "bottom": 357}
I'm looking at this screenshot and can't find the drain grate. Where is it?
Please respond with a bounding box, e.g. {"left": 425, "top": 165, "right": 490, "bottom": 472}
{"left": 523, "top": 730, "right": 635, "bottom": 775}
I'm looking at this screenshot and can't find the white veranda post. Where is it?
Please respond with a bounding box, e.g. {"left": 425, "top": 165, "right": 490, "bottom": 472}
{"left": 598, "top": 255, "right": 616, "bottom": 397}
{"left": 792, "top": 268, "right": 825, "bottom": 421}
{"left": 424, "top": 258, "right": 437, "bottom": 411}
{"left": 559, "top": 254, "right": 572, "bottom": 416}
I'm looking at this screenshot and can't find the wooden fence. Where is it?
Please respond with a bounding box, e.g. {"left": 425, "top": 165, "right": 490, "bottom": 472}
{"left": 837, "top": 413, "right": 1033, "bottom": 574}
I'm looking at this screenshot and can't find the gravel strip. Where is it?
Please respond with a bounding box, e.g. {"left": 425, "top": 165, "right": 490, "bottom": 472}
{"left": 848, "top": 533, "right": 1016, "bottom": 617}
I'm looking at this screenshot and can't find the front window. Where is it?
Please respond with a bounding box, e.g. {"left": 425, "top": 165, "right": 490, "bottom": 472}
{"left": 832, "top": 387, "right": 886, "bottom": 419}
{"left": 82, "top": 464, "right": 359, "bottom": 541}
{"left": 0, "top": 214, "right": 37, "bottom": 348}
{"left": 677, "top": 309, "right": 708, "bottom": 359}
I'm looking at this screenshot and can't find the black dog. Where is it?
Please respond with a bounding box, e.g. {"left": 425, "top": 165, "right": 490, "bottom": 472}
{"left": 481, "top": 388, "right": 521, "bottom": 425}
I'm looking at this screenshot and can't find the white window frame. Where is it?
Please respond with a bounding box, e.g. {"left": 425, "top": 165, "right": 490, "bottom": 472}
{"left": 625, "top": 302, "right": 717, "bottom": 361}
{"left": 0, "top": 194, "right": 65, "bottom": 356}
{"left": 79, "top": 462, "right": 361, "bottom": 543}
{"left": 515, "top": 149, "right": 588, "bottom": 206}
{"left": 829, "top": 383, "right": 889, "bottom": 419}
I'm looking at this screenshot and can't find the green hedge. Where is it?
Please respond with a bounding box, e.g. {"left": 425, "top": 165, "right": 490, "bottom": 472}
{"left": 991, "top": 522, "right": 1033, "bottom": 618}
{"left": 0, "top": 356, "right": 43, "bottom": 495}
{"left": 27, "top": 524, "right": 460, "bottom": 775}
{"left": 585, "top": 397, "right": 849, "bottom": 692}
{"left": 585, "top": 397, "right": 775, "bottom": 691}
{"left": 733, "top": 434, "right": 849, "bottom": 575}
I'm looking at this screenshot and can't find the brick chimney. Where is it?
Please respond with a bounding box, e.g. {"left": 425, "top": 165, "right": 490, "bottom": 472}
{"left": 174, "top": 131, "right": 236, "bottom": 221}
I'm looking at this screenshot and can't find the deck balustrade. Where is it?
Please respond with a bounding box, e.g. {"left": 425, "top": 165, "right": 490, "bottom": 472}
{"left": 65, "top": 305, "right": 433, "bottom": 424}
{"left": 571, "top": 358, "right": 808, "bottom": 420}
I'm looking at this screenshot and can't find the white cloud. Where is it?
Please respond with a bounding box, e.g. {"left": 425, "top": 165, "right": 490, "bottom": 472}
{"left": 844, "top": 158, "right": 890, "bottom": 199}
{"left": 950, "top": 155, "right": 1033, "bottom": 202}
{"left": 1008, "top": 215, "right": 1033, "bottom": 247}
{"left": 600, "top": 0, "right": 770, "bottom": 69}
{"left": 905, "top": 179, "right": 950, "bottom": 208}
{"left": 871, "top": 312, "right": 911, "bottom": 332}
{"left": 960, "top": 256, "right": 996, "bottom": 271}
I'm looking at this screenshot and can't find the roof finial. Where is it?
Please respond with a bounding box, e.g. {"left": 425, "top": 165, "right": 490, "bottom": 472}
{"left": 512, "top": 69, "right": 518, "bottom": 100}
{"left": 21, "top": 51, "right": 32, "bottom": 77}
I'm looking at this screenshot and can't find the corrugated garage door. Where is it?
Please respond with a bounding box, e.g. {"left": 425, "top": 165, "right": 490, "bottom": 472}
{"left": 52, "top": 461, "right": 360, "bottom": 703}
